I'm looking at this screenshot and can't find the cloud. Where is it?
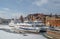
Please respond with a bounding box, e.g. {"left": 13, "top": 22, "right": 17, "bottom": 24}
{"left": 12, "top": 12, "right": 26, "bottom": 19}
{"left": 33, "top": 0, "right": 48, "bottom": 6}
{"left": 0, "top": 8, "right": 26, "bottom": 19}
{"left": 0, "top": 13, "right": 8, "bottom": 19}
{"left": 2, "top": 8, "right": 10, "bottom": 11}
{"left": 0, "top": 8, "right": 13, "bottom": 19}
{"left": 0, "top": 8, "right": 10, "bottom": 13}
{"left": 12, "top": 13, "right": 20, "bottom": 18}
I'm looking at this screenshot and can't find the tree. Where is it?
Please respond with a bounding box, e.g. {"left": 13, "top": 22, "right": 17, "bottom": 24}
{"left": 55, "top": 14, "right": 58, "bottom": 18}
{"left": 50, "top": 13, "right": 52, "bottom": 17}
{"left": 20, "top": 15, "right": 24, "bottom": 23}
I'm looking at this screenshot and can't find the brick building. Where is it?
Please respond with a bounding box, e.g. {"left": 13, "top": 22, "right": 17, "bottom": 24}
{"left": 46, "top": 16, "right": 60, "bottom": 27}
{"left": 26, "top": 13, "right": 45, "bottom": 21}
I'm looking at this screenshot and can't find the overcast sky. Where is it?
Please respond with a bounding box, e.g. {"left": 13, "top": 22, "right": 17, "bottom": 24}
{"left": 0, "top": 0, "right": 60, "bottom": 19}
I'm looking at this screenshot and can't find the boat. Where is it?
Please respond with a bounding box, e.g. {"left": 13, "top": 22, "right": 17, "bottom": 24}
{"left": 9, "top": 19, "right": 46, "bottom": 33}
{"left": 9, "top": 19, "right": 15, "bottom": 27}
{"left": 15, "top": 23, "right": 40, "bottom": 33}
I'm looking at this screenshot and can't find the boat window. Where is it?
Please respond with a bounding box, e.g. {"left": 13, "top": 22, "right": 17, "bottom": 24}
{"left": 35, "top": 25, "right": 40, "bottom": 27}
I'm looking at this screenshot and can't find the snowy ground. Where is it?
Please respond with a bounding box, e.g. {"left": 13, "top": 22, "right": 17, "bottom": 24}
{"left": 0, "top": 25, "right": 47, "bottom": 39}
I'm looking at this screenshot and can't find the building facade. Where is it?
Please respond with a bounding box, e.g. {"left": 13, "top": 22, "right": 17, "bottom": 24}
{"left": 46, "top": 16, "right": 60, "bottom": 27}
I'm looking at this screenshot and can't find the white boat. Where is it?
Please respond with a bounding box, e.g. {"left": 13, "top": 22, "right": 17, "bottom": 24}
{"left": 24, "top": 20, "right": 45, "bottom": 27}
{"left": 9, "top": 20, "right": 46, "bottom": 33}
{"left": 15, "top": 23, "right": 40, "bottom": 33}
{"left": 9, "top": 20, "right": 15, "bottom": 27}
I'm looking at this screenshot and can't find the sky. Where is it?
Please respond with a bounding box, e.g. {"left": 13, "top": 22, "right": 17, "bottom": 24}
{"left": 0, "top": 0, "right": 60, "bottom": 19}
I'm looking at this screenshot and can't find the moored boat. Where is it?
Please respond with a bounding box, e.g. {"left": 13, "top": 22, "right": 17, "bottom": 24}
{"left": 9, "top": 19, "right": 47, "bottom": 33}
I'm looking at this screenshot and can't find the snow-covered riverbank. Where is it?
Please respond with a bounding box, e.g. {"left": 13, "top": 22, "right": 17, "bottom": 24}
{"left": 0, "top": 25, "right": 47, "bottom": 39}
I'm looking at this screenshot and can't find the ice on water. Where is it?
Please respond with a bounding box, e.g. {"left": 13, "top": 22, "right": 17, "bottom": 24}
{"left": 0, "top": 25, "right": 47, "bottom": 39}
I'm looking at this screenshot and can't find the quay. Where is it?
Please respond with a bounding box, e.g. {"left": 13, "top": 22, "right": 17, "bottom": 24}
{"left": 44, "top": 30, "right": 60, "bottom": 39}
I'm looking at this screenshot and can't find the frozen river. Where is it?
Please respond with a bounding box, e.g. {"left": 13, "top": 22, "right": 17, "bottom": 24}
{"left": 0, "top": 25, "right": 47, "bottom": 39}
